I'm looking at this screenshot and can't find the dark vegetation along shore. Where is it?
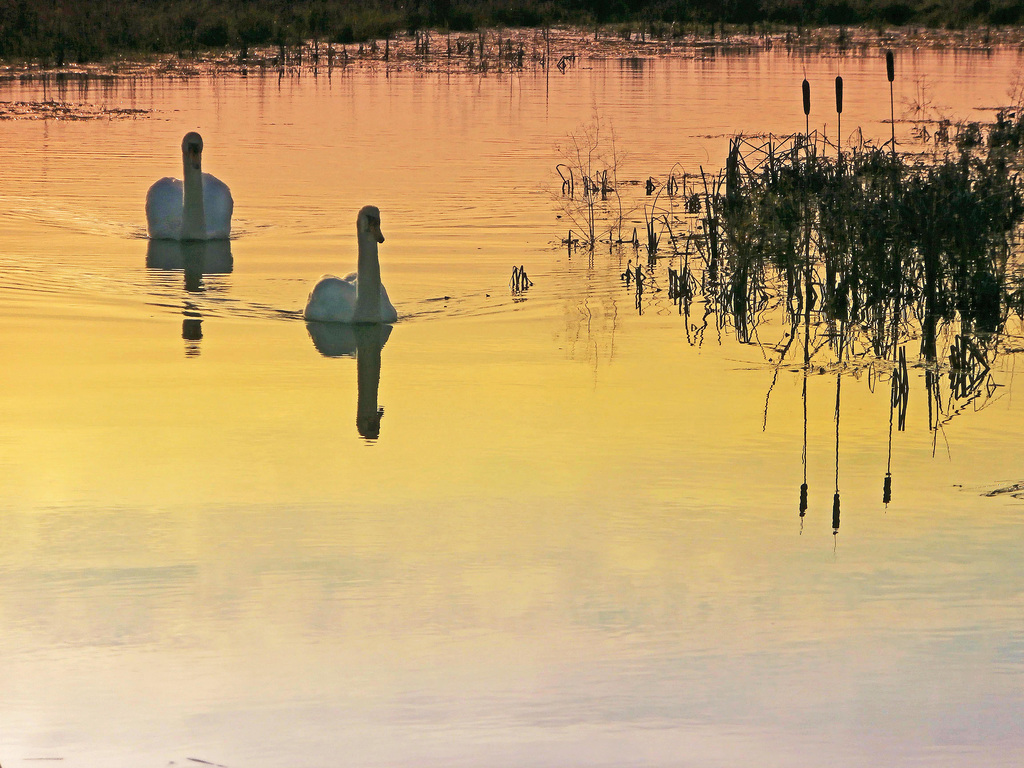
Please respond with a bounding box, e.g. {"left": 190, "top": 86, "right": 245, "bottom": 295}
{"left": 3, "top": 0, "right": 1024, "bottom": 64}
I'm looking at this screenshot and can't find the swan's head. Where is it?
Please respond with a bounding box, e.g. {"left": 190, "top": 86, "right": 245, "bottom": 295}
{"left": 182, "top": 132, "right": 203, "bottom": 171}
{"left": 357, "top": 406, "right": 385, "bottom": 441}
{"left": 358, "top": 205, "right": 385, "bottom": 244}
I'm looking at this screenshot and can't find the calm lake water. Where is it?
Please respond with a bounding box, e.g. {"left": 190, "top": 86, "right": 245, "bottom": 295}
{"left": 2, "top": 41, "right": 1024, "bottom": 768}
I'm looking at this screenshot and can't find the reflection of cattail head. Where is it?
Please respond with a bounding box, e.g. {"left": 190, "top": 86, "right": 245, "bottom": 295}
{"left": 886, "top": 50, "right": 895, "bottom": 82}
{"left": 835, "top": 76, "right": 843, "bottom": 114}
{"left": 802, "top": 78, "right": 811, "bottom": 116}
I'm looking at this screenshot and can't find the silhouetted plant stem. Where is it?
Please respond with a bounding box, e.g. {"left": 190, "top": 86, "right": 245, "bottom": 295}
{"left": 835, "top": 74, "right": 843, "bottom": 162}
{"left": 887, "top": 50, "right": 896, "bottom": 157}
{"left": 802, "top": 78, "right": 810, "bottom": 138}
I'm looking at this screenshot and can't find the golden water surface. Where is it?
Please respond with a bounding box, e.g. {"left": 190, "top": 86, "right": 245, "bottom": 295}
{"left": 1, "top": 46, "right": 1023, "bottom": 767}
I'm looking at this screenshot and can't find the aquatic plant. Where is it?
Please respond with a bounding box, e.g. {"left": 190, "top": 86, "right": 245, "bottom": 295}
{"left": 554, "top": 115, "right": 633, "bottom": 250}
{"left": 988, "top": 108, "right": 1024, "bottom": 152}
{"left": 802, "top": 77, "right": 811, "bottom": 136}
{"left": 887, "top": 49, "right": 896, "bottom": 151}
{"left": 835, "top": 74, "right": 843, "bottom": 154}
{"left": 550, "top": 103, "right": 1024, "bottom": 451}
{"left": 510, "top": 264, "right": 533, "bottom": 293}
{"left": 699, "top": 133, "right": 1024, "bottom": 353}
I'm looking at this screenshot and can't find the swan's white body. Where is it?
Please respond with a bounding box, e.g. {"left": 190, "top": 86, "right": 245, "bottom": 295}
{"left": 146, "top": 132, "right": 233, "bottom": 240}
{"left": 146, "top": 175, "right": 233, "bottom": 239}
{"left": 304, "top": 273, "right": 397, "bottom": 323}
{"left": 304, "top": 206, "right": 398, "bottom": 324}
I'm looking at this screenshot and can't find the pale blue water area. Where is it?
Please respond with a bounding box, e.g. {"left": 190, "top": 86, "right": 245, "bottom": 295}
{"left": 0, "top": 44, "right": 1023, "bottom": 767}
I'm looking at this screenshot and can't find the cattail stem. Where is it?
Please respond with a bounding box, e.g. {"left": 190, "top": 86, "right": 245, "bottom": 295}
{"left": 835, "top": 75, "right": 843, "bottom": 158}
{"left": 802, "top": 78, "right": 810, "bottom": 137}
{"left": 886, "top": 50, "right": 896, "bottom": 155}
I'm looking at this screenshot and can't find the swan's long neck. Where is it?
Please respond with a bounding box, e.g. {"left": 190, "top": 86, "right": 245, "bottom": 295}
{"left": 181, "top": 154, "right": 206, "bottom": 240}
{"left": 355, "top": 324, "right": 385, "bottom": 439}
{"left": 353, "top": 229, "right": 382, "bottom": 322}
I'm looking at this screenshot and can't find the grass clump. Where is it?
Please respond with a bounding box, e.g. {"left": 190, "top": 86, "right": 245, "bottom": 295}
{"left": 698, "top": 133, "right": 1024, "bottom": 354}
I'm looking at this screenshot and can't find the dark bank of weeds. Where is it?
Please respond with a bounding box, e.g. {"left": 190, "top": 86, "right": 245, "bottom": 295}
{"left": 6, "top": 1, "right": 1024, "bottom": 67}
{"left": 702, "top": 130, "right": 1024, "bottom": 346}
{"left": 553, "top": 98, "right": 1024, "bottom": 436}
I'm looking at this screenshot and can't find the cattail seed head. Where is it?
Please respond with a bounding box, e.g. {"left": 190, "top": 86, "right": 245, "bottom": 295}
{"left": 802, "top": 78, "right": 810, "bottom": 116}
{"left": 835, "top": 75, "right": 843, "bottom": 114}
{"left": 886, "top": 50, "right": 895, "bottom": 82}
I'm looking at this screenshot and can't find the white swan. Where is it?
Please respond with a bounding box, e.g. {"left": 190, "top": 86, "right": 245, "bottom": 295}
{"left": 146, "top": 132, "right": 233, "bottom": 240}
{"left": 303, "top": 205, "right": 398, "bottom": 324}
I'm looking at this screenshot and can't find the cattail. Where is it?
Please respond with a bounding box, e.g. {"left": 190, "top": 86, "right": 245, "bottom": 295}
{"left": 802, "top": 78, "right": 810, "bottom": 137}
{"left": 726, "top": 139, "right": 740, "bottom": 200}
{"left": 835, "top": 75, "right": 843, "bottom": 158}
{"left": 886, "top": 50, "right": 896, "bottom": 153}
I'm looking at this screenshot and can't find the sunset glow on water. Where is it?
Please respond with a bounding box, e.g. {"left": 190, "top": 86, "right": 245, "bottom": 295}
{"left": 1, "top": 43, "right": 1023, "bottom": 767}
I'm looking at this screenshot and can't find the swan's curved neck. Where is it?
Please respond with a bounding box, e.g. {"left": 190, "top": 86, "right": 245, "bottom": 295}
{"left": 355, "top": 325, "right": 385, "bottom": 439}
{"left": 181, "top": 153, "right": 206, "bottom": 240}
{"left": 353, "top": 229, "right": 382, "bottom": 322}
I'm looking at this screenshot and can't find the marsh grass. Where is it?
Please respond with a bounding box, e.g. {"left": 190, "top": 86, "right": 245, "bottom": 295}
{"left": 11, "top": 13, "right": 1024, "bottom": 74}
{"left": 0, "top": 98, "right": 147, "bottom": 119}
{"left": 554, "top": 116, "right": 635, "bottom": 251}
{"left": 510, "top": 264, "right": 534, "bottom": 295}
{"left": 693, "top": 131, "right": 1023, "bottom": 381}
{"left": 9, "top": 4, "right": 1024, "bottom": 65}
{"left": 623, "top": 121, "right": 1024, "bottom": 351}
{"left": 561, "top": 109, "right": 1024, "bottom": 439}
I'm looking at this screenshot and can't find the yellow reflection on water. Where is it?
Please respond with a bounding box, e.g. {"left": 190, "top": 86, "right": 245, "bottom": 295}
{"left": 1, "top": 49, "right": 1023, "bottom": 768}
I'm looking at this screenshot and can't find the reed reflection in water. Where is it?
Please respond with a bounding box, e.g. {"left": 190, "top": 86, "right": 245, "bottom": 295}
{"left": 601, "top": 122, "right": 1024, "bottom": 531}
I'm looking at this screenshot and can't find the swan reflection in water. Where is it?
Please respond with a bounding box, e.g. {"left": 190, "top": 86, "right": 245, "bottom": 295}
{"left": 145, "top": 239, "right": 233, "bottom": 356}
{"left": 306, "top": 322, "right": 392, "bottom": 441}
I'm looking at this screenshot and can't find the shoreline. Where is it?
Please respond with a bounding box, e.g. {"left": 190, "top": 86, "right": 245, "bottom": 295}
{"left": 1, "top": 24, "right": 1023, "bottom": 81}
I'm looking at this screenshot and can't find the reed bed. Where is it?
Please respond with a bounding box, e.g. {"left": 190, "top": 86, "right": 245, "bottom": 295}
{"left": 677, "top": 124, "right": 1022, "bottom": 509}
{"left": 7, "top": 18, "right": 1024, "bottom": 73}
{"left": 552, "top": 103, "right": 1024, "bottom": 442}
{"left": 695, "top": 128, "right": 1024, "bottom": 354}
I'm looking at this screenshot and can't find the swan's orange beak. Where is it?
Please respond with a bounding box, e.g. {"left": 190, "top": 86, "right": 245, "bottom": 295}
{"left": 186, "top": 146, "right": 202, "bottom": 170}
{"left": 374, "top": 225, "right": 385, "bottom": 244}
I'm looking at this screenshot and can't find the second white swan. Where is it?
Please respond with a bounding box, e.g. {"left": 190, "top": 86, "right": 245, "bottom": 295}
{"left": 304, "top": 205, "right": 398, "bottom": 324}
